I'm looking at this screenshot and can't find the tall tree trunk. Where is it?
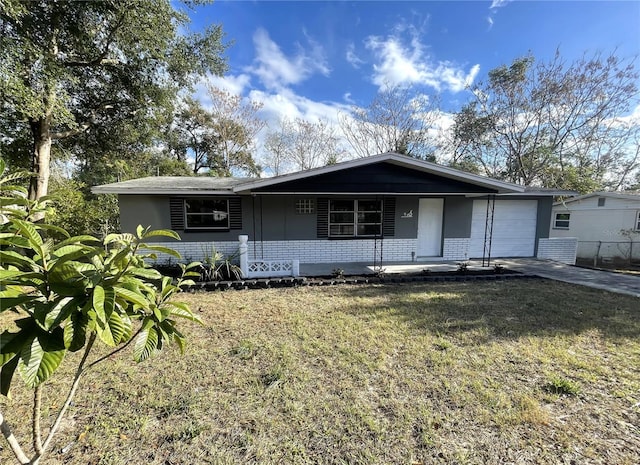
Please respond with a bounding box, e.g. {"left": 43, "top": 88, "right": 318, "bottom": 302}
{"left": 28, "top": 118, "right": 52, "bottom": 201}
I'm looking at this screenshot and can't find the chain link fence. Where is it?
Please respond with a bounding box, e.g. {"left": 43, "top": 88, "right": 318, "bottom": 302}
{"left": 576, "top": 240, "right": 640, "bottom": 268}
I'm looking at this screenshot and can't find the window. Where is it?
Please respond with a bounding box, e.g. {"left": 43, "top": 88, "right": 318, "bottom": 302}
{"left": 636, "top": 211, "right": 640, "bottom": 231}
{"left": 554, "top": 212, "right": 570, "bottom": 229}
{"left": 185, "top": 198, "right": 229, "bottom": 229}
{"left": 295, "top": 198, "right": 314, "bottom": 214}
{"left": 598, "top": 197, "right": 606, "bottom": 207}
{"left": 329, "top": 199, "right": 382, "bottom": 237}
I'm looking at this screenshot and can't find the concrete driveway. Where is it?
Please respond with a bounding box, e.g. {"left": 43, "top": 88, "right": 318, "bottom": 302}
{"left": 498, "top": 258, "right": 640, "bottom": 298}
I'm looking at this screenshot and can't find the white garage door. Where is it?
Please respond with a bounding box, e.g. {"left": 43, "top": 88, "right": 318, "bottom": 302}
{"left": 469, "top": 199, "right": 538, "bottom": 258}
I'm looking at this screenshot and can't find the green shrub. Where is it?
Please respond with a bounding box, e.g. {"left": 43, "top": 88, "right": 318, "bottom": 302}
{"left": 545, "top": 376, "right": 581, "bottom": 396}
{"left": 0, "top": 158, "right": 201, "bottom": 465}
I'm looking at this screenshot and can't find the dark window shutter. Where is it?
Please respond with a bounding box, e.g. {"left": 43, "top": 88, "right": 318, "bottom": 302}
{"left": 383, "top": 197, "right": 395, "bottom": 237}
{"left": 317, "top": 198, "right": 328, "bottom": 238}
{"left": 169, "top": 198, "right": 185, "bottom": 230}
{"left": 229, "top": 197, "right": 242, "bottom": 229}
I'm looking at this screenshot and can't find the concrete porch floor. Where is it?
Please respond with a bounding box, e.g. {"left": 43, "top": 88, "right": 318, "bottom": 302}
{"left": 299, "top": 260, "right": 493, "bottom": 277}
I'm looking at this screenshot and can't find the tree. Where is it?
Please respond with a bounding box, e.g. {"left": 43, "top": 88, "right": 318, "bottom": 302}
{"left": 263, "top": 117, "right": 347, "bottom": 175}
{"left": 0, "top": 0, "right": 227, "bottom": 200}
{"left": 339, "top": 85, "right": 441, "bottom": 161}
{"left": 0, "top": 158, "right": 202, "bottom": 465}
{"left": 452, "top": 51, "right": 640, "bottom": 191}
{"left": 169, "top": 89, "right": 264, "bottom": 176}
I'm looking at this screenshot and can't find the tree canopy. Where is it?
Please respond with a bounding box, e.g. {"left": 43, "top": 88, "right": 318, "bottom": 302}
{"left": 451, "top": 51, "right": 640, "bottom": 192}
{"left": 0, "top": 0, "right": 227, "bottom": 199}
{"left": 168, "top": 88, "right": 264, "bottom": 176}
{"left": 339, "top": 85, "right": 440, "bottom": 161}
{"left": 264, "top": 117, "right": 346, "bottom": 175}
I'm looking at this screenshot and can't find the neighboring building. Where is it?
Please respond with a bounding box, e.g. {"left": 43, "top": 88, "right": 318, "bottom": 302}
{"left": 551, "top": 191, "right": 640, "bottom": 265}
{"left": 93, "top": 153, "right": 576, "bottom": 274}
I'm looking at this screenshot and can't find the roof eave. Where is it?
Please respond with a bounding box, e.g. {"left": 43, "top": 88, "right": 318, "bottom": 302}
{"left": 91, "top": 188, "right": 235, "bottom": 195}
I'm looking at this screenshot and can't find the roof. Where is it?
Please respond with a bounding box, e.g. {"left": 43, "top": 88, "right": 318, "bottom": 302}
{"left": 92, "top": 176, "right": 254, "bottom": 195}
{"left": 233, "top": 152, "right": 525, "bottom": 194}
{"left": 553, "top": 190, "right": 640, "bottom": 206}
{"left": 92, "top": 153, "right": 571, "bottom": 196}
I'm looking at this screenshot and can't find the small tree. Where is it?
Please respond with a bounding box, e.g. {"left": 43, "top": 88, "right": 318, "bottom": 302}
{"left": 338, "top": 85, "right": 440, "bottom": 161}
{"left": 0, "top": 159, "right": 201, "bottom": 465}
{"left": 169, "top": 89, "right": 264, "bottom": 176}
{"left": 263, "top": 117, "right": 347, "bottom": 175}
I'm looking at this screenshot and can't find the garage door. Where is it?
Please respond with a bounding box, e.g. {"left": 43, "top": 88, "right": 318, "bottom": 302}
{"left": 469, "top": 199, "right": 538, "bottom": 258}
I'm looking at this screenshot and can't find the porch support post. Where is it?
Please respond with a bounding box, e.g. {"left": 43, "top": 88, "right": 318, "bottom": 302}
{"left": 292, "top": 260, "right": 299, "bottom": 277}
{"left": 238, "top": 235, "right": 249, "bottom": 278}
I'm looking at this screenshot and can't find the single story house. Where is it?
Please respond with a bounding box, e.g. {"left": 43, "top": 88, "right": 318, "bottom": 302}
{"left": 551, "top": 191, "right": 640, "bottom": 265}
{"left": 93, "top": 153, "right": 577, "bottom": 275}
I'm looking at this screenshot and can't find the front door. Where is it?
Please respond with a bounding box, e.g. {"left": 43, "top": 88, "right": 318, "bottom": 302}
{"left": 417, "top": 198, "right": 443, "bottom": 257}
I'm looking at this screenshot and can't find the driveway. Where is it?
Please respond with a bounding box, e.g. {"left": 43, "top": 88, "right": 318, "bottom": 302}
{"left": 499, "top": 258, "right": 640, "bottom": 298}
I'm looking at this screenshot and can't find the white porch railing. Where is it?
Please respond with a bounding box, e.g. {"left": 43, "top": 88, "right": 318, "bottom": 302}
{"left": 238, "top": 235, "right": 300, "bottom": 278}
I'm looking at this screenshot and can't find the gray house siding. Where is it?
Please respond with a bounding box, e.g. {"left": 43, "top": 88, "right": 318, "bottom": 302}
{"left": 119, "top": 194, "right": 482, "bottom": 243}
{"left": 535, "top": 196, "right": 553, "bottom": 241}
{"left": 119, "top": 195, "right": 172, "bottom": 236}
{"left": 443, "top": 197, "right": 473, "bottom": 238}
{"left": 394, "top": 197, "right": 418, "bottom": 238}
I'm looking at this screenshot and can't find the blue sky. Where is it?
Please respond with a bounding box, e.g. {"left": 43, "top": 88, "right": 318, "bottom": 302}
{"left": 186, "top": 0, "right": 640, "bottom": 141}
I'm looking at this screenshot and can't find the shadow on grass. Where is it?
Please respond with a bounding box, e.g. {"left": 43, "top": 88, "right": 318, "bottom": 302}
{"left": 332, "top": 279, "right": 640, "bottom": 341}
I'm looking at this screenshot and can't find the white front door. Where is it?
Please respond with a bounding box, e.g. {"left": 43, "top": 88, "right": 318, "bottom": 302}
{"left": 417, "top": 198, "right": 444, "bottom": 257}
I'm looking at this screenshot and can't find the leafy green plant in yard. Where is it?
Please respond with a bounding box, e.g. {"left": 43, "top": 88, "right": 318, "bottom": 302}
{"left": 230, "top": 339, "right": 259, "bottom": 360}
{"left": 545, "top": 376, "right": 581, "bottom": 396}
{"left": 433, "top": 338, "right": 452, "bottom": 351}
{"left": 200, "top": 243, "right": 242, "bottom": 281}
{"left": 332, "top": 268, "right": 345, "bottom": 279}
{"left": 0, "top": 158, "right": 201, "bottom": 465}
{"left": 456, "top": 261, "right": 469, "bottom": 274}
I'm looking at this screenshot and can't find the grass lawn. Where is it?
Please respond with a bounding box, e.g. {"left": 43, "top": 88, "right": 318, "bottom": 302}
{"left": 1, "top": 279, "right": 639, "bottom": 464}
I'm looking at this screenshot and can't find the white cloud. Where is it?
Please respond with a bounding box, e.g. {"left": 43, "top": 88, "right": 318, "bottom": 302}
{"left": 439, "top": 63, "right": 481, "bottom": 93}
{"left": 248, "top": 28, "right": 330, "bottom": 90}
{"left": 490, "top": 0, "right": 512, "bottom": 9}
{"left": 346, "top": 42, "right": 365, "bottom": 68}
{"left": 244, "top": 88, "right": 357, "bottom": 176}
{"left": 203, "top": 73, "right": 252, "bottom": 96}
{"left": 488, "top": 0, "right": 513, "bottom": 28}
{"left": 365, "top": 33, "right": 480, "bottom": 93}
{"left": 607, "top": 103, "right": 640, "bottom": 128}
{"left": 249, "top": 88, "right": 350, "bottom": 129}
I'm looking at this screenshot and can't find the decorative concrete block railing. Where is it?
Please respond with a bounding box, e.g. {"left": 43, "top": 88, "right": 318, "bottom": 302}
{"left": 239, "top": 235, "right": 300, "bottom": 278}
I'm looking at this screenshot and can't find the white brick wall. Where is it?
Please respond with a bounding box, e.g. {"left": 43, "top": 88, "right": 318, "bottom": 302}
{"left": 148, "top": 238, "right": 417, "bottom": 264}
{"left": 537, "top": 237, "right": 578, "bottom": 265}
{"left": 443, "top": 238, "right": 470, "bottom": 260}
{"left": 148, "top": 241, "right": 240, "bottom": 264}
{"left": 250, "top": 238, "right": 417, "bottom": 263}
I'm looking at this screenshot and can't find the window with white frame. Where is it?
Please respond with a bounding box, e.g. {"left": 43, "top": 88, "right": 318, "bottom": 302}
{"left": 329, "top": 199, "right": 382, "bottom": 237}
{"left": 295, "top": 198, "right": 314, "bottom": 214}
{"left": 554, "top": 212, "right": 570, "bottom": 229}
{"left": 184, "top": 198, "right": 229, "bottom": 229}
{"left": 636, "top": 211, "right": 640, "bottom": 231}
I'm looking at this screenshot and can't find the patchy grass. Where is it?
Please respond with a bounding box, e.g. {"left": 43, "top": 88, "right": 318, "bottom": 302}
{"left": 1, "top": 280, "right": 640, "bottom": 464}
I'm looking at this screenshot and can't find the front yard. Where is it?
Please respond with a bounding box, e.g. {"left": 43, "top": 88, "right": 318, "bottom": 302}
{"left": 1, "top": 279, "right": 639, "bottom": 464}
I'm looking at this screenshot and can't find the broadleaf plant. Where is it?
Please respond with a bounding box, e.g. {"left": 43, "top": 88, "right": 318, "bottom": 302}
{"left": 0, "top": 158, "right": 201, "bottom": 465}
